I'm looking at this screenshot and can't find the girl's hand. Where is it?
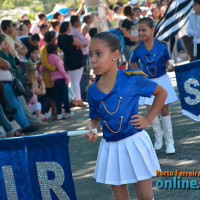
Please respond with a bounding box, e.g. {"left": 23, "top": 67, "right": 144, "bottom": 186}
{"left": 130, "top": 115, "right": 151, "bottom": 129}
{"left": 166, "top": 65, "right": 175, "bottom": 72}
{"left": 85, "top": 127, "right": 98, "bottom": 142}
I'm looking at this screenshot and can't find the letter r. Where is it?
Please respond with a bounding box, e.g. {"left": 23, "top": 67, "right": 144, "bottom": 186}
{"left": 36, "top": 162, "right": 69, "bottom": 200}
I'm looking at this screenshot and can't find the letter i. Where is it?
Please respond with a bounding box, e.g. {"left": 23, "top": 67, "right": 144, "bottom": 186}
{"left": 177, "top": 176, "right": 181, "bottom": 189}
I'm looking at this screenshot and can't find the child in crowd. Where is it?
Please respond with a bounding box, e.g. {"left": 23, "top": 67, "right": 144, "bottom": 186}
{"left": 89, "top": 28, "right": 98, "bottom": 38}
{"left": 85, "top": 31, "right": 167, "bottom": 200}
{"left": 187, "top": 0, "right": 200, "bottom": 60}
{"left": 46, "top": 43, "right": 73, "bottom": 120}
{"left": 28, "top": 46, "right": 40, "bottom": 69}
{"left": 27, "top": 68, "right": 46, "bottom": 120}
{"left": 130, "top": 17, "right": 178, "bottom": 155}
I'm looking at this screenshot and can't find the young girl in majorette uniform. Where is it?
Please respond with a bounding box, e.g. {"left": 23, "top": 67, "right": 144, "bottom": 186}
{"left": 85, "top": 31, "right": 167, "bottom": 200}
{"left": 130, "top": 17, "right": 178, "bottom": 155}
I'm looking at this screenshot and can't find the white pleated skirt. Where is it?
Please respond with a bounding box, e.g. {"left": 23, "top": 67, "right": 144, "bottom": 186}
{"left": 139, "top": 73, "right": 178, "bottom": 105}
{"left": 94, "top": 130, "right": 161, "bottom": 185}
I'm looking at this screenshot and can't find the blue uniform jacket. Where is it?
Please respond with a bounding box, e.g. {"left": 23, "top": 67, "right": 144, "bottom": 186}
{"left": 87, "top": 70, "right": 158, "bottom": 142}
{"left": 130, "top": 39, "right": 170, "bottom": 79}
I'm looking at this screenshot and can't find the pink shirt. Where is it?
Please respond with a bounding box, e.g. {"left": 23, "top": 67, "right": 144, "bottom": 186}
{"left": 47, "top": 53, "right": 70, "bottom": 85}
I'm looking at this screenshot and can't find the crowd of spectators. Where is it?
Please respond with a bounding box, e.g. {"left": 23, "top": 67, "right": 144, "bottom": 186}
{"left": 0, "top": 0, "right": 197, "bottom": 138}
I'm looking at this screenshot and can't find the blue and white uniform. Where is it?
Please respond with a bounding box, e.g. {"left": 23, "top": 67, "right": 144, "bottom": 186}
{"left": 87, "top": 69, "right": 160, "bottom": 185}
{"left": 130, "top": 38, "right": 178, "bottom": 105}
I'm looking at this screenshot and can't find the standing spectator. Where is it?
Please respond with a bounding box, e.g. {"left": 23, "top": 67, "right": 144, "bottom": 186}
{"left": 120, "top": 5, "right": 139, "bottom": 68}
{"left": 70, "top": 16, "right": 88, "bottom": 105}
{"left": 58, "top": 21, "right": 85, "bottom": 107}
{"left": 21, "top": 13, "right": 29, "bottom": 20}
{"left": 133, "top": 7, "right": 142, "bottom": 20}
{"left": 23, "top": 20, "right": 32, "bottom": 34}
{"left": 187, "top": 0, "right": 200, "bottom": 61}
{"left": 39, "top": 22, "right": 49, "bottom": 49}
{"left": 30, "top": 12, "right": 47, "bottom": 35}
{"left": 113, "top": 5, "right": 123, "bottom": 28}
{"left": 49, "top": 19, "right": 60, "bottom": 38}
{"left": 40, "top": 31, "right": 57, "bottom": 120}
{"left": 46, "top": 44, "right": 73, "bottom": 120}
{"left": 20, "top": 34, "right": 40, "bottom": 59}
{"left": 53, "top": 11, "right": 64, "bottom": 22}
{"left": 150, "top": 3, "right": 161, "bottom": 27}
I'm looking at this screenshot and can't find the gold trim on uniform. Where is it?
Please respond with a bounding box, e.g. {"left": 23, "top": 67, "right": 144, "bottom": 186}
{"left": 158, "top": 40, "right": 168, "bottom": 46}
{"left": 125, "top": 71, "right": 148, "bottom": 78}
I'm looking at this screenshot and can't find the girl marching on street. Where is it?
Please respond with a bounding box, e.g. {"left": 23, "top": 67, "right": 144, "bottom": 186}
{"left": 85, "top": 31, "right": 167, "bottom": 200}
{"left": 130, "top": 17, "right": 178, "bottom": 155}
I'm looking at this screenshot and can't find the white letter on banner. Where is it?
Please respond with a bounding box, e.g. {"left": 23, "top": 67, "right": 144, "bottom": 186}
{"left": 36, "top": 162, "right": 69, "bottom": 200}
{"left": 2, "top": 166, "right": 18, "bottom": 200}
{"left": 184, "top": 78, "right": 200, "bottom": 105}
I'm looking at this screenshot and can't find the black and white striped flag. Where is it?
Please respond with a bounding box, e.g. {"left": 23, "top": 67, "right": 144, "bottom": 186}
{"left": 154, "top": 0, "right": 193, "bottom": 41}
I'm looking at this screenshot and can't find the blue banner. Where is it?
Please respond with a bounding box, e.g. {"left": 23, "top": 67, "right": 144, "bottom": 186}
{"left": 0, "top": 132, "right": 77, "bottom": 200}
{"left": 175, "top": 60, "right": 200, "bottom": 121}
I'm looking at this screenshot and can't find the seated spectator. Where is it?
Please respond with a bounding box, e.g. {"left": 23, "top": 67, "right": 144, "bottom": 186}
{"left": 0, "top": 103, "right": 22, "bottom": 137}
{"left": 11, "top": 23, "right": 28, "bottom": 62}
{"left": 20, "top": 33, "right": 40, "bottom": 59}
{"left": 28, "top": 46, "right": 40, "bottom": 69}
{"left": 18, "top": 22, "right": 29, "bottom": 38}
{"left": 0, "top": 34, "right": 36, "bottom": 133}
{"left": 27, "top": 68, "right": 45, "bottom": 120}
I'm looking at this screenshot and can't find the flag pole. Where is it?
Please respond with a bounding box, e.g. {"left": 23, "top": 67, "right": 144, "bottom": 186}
{"left": 68, "top": 129, "right": 97, "bottom": 136}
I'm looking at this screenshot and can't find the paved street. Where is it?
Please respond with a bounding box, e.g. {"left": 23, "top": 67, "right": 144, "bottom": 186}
{"left": 33, "top": 71, "right": 200, "bottom": 200}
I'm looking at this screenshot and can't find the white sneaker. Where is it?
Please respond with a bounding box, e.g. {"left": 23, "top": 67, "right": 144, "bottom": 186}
{"left": 57, "top": 113, "right": 64, "bottom": 120}
{"left": 63, "top": 111, "right": 74, "bottom": 119}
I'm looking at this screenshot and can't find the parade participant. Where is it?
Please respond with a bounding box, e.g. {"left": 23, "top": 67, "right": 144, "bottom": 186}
{"left": 130, "top": 17, "right": 178, "bottom": 154}
{"left": 85, "top": 31, "right": 167, "bottom": 200}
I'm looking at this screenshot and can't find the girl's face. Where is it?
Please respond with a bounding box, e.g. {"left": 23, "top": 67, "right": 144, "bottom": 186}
{"left": 138, "top": 23, "right": 154, "bottom": 41}
{"left": 0, "top": 40, "right": 7, "bottom": 50}
{"left": 193, "top": 2, "right": 200, "bottom": 15}
{"left": 89, "top": 39, "right": 119, "bottom": 75}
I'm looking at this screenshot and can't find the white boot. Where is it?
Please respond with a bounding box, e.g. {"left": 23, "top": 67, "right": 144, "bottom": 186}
{"left": 161, "top": 115, "right": 175, "bottom": 155}
{"left": 151, "top": 115, "right": 164, "bottom": 151}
